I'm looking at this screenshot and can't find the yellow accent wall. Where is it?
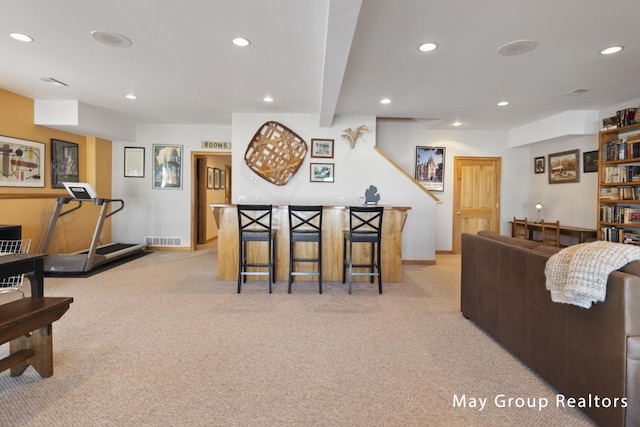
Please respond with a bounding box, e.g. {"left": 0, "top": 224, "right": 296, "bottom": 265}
{"left": 0, "top": 88, "right": 113, "bottom": 253}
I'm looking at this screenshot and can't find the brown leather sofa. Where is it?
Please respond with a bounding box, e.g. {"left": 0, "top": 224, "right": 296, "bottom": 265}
{"left": 461, "top": 230, "right": 640, "bottom": 427}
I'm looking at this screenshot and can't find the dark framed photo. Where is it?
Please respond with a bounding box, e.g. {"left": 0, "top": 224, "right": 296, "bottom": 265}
{"left": 311, "top": 138, "right": 334, "bottom": 158}
{"left": 220, "top": 170, "right": 226, "bottom": 189}
{"left": 310, "top": 163, "right": 334, "bottom": 182}
{"left": 207, "top": 167, "right": 214, "bottom": 189}
{"left": 548, "top": 149, "right": 580, "bottom": 184}
{"left": 153, "top": 144, "right": 182, "bottom": 189}
{"left": 214, "top": 168, "right": 221, "bottom": 189}
{"left": 415, "top": 146, "right": 445, "bottom": 191}
{"left": 51, "top": 139, "right": 78, "bottom": 188}
{"left": 534, "top": 156, "right": 545, "bottom": 174}
{"left": 583, "top": 150, "right": 599, "bottom": 173}
{"left": 124, "top": 147, "right": 145, "bottom": 178}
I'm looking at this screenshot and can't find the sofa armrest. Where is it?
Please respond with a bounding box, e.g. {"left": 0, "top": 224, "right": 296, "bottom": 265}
{"left": 627, "top": 337, "right": 640, "bottom": 426}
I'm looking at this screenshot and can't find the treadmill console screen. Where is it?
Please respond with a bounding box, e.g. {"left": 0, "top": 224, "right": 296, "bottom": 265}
{"left": 63, "top": 182, "right": 98, "bottom": 200}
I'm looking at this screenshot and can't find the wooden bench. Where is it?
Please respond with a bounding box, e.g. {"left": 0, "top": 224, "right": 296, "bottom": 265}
{"left": 0, "top": 297, "right": 73, "bottom": 378}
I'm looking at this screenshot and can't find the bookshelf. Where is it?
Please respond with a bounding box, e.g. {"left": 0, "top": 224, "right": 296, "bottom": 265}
{"left": 598, "top": 122, "right": 640, "bottom": 244}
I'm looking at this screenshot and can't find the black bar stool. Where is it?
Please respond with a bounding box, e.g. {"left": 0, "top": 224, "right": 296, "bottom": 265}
{"left": 237, "top": 204, "right": 276, "bottom": 293}
{"left": 288, "top": 205, "right": 323, "bottom": 294}
{"left": 342, "top": 206, "right": 384, "bottom": 294}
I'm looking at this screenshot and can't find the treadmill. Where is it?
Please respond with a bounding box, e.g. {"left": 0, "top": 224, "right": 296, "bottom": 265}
{"left": 40, "top": 182, "right": 147, "bottom": 274}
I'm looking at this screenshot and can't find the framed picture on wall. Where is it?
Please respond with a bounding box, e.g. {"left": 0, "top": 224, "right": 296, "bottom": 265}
{"left": 207, "top": 167, "right": 214, "bottom": 189}
{"left": 0, "top": 135, "right": 45, "bottom": 187}
{"left": 534, "top": 156, "right": 545, "bottom": 174}
{"left": 310, "top": 163, "right": 334, "bottom": 182}
{"left": 153, "top": 144, "right": 182, "bottom": 189}
{"left": 548, "top": 149, "right": 580, "bottom": 184}
{"left": 124, "top": 147, "right": 145, "bottom": 178}
{"left": 583, "top": 150, "right": 598, "bottom": 173}
{"left": 415, "top": 146, "right": 445, "bottom": 191}
{"left": 220, "top": 170, "right": 226, "bottom": 189}
{"left": 311, "top": 138, "right": 334, "bottom": 158}
{"left": 51, "top": 139, "right": 79, "bottom": 188}
{"left": 214, "top": 168, "right": 221, "bottom": 189}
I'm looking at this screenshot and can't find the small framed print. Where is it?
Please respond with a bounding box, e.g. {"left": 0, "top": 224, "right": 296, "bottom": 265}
{"left": 583, "top": 150, "right": 598, "bottom": 173}
{"left": 51, "top": 139, "right": 79, "bottom": 188}
{"left": 310, "top": 163, "right": 334, "bottom": 183}
{"left": 124, "top": 147, "right": 145, "bottom": 178}
{"left": 214, "top": 168, "right": 221, "bottom": 189}
{"left": 311, "top": 139, "right": 334, "bottom": 158}
{"left": 207, "top": 167, "right": 214, "bottom": 189}
{"left": 534, "top": 156, "right": 545, "bottom": 174}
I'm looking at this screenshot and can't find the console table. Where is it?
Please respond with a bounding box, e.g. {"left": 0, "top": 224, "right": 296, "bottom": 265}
{"left": 510, "top": 221, "right": 597, "bottom": 244}
{"left": 0, "top": 253, "right": 47, "bottom": 297}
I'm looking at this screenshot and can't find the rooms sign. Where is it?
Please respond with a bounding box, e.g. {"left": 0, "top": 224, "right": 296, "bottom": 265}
{"left": 201, "top": 140, "right": 231, "bottom": 150}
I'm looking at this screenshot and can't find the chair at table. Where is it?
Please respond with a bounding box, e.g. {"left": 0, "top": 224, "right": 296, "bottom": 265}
{"left": 288, "top": 205, "right": 323, "bottom": 294}
{"left": 0, "top": 239, "right": 31, "bottom": 297}
{"left": 541, "top": 220, "right": 561, "bottom": 247}
{"left": 512, "top": 217, "right": 529, "bottom": 240}
{"left": 237, "top": 205, "right": 276, "bottom": 293}
{"left": 342, "top": 206, "right": 384, "bottom": 294}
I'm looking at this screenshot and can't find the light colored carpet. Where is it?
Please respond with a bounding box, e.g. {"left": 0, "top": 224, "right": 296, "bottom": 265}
{"left": 0, "top": 248, "right": 595, "bottom": 426}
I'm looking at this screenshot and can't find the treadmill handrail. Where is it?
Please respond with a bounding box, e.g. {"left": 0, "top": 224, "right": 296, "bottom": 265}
{"left": 95, "top": 198, "right": 124, "bottom": 219}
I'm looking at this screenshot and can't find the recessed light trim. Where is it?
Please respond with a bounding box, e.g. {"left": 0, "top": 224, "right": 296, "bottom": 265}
{"left": 380, "top": 98, "right": 391, "bottom": 104}
{"left": 41, "top": 77, "right": 68, "bottom": 87}
{"left": 91, "top": 31, "right": 132, "bottom": 48}
{"left": 10, "top": 33, "right": 33, "bottom": 42}
{"left": 452, "top": 121, "right": 462, "bottom": 127}
{"left": 125, "top": 94, "right": 138, "bottom": 100}
{"left": 233, "top": 37, "right": 250, "bottom": 47}
{"left": 600, "top": 46, "right": 623, "bottom": 55}
{"left": 263, "top": 96, "right": 274, "bottom": 103}
{"left": 497, "top": 101, "right": 509, "bottom": 107}
{"left": 418, "top": 42, "right": 437, "bottom": 52}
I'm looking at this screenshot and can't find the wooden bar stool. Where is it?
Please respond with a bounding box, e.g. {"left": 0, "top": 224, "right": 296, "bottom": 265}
{"left": 342, "top": 206, "right": 384, "bottom": 294}
{"left": 288, "top": 205, "right": 323, "bottom": 294}
{"left": 237, "top": 204, "right": 276, "bottom": 293}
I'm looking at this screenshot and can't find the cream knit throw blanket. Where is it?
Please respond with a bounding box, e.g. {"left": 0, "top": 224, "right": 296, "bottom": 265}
{"left": 545, "top": 241, "right": 640, "bottom": 308}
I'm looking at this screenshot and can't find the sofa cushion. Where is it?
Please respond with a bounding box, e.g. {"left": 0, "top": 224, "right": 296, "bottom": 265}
{"left": 530, "top": 244, "right": 562, "bottom": 256}
{"left": 621, "top": 260, "right": 640, "bottom": 276}
{"left": 477, "top": 230, "right": 540, "bottom": 249}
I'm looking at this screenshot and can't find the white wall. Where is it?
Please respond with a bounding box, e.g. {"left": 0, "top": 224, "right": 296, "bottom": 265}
{"left": 232, "top": 113, "right": 438, "bottom": 261}
{"left": 377, "top": 118, "right": 528, "bottom": 251}
{"left": 111, "top": 124, "right": 231, "bottom": 246}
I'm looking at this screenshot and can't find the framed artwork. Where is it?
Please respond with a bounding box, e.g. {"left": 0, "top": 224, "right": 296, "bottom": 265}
{"left": 153, "top": 144, "right": 182, "bottom": 189}
{"left": 583, "top": 150, "right": 599, "bottom": 173}
{"left": 51, "top": 139, "right": 79, "bottom": 188}
{"left": 310, "top": 163, "right": 334, "bottom": 183}
{"left": 124, "top": 147, "right": 145, "bottom": 178}
{"left": 220, "top": 170, "right": 226, "bottom": 189}
{"left": 311, "top": 138, "right": 334, "bottom": 158}
{"left": 214, "top": 168, "right": 221, "bottom": 189}
{"left": 207, "top": 167, "right": 214, "bottom": 189}
{"left": 548, "top": 149, "right": 580, "bottom": 184}
{"left": 534, "top": 156, "right": 545, "bottom": 174}
{"left": 415, "top": 146, "right": 445, "bottom": 191}
{"left": 0, "top": 135, "right": 45, "bottom": 187}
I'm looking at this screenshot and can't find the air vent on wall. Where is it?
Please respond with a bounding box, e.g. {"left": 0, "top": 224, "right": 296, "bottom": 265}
{"left": 566, "top": 88, "right": 590, "bottom": 96}
{"left": 145, "top": 236, "right": 182, "bottom": 247}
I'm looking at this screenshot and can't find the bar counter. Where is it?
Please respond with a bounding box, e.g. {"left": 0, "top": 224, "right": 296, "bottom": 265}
{"left": 210, "top": 204, "right": 411, "bottom": 283}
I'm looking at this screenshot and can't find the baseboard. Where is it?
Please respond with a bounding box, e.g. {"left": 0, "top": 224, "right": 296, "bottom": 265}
{"left": 402, "top": 260, "right": 436, "bottom": 265}
{"left": 436, "top": 250, "right": 455, "bottom": 255}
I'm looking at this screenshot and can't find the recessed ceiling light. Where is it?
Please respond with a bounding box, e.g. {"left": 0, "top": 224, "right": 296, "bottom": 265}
{"left": 125, "top": 94, "right": 138, "bottom": 100}
{"left": 233, "top": 37, "right": 250, "bottom": 47}
{"left": 91, "top": 31, "right": 132, "bottom": 48}
{"left": 452, "top": 121, "right": 462, "bottom": 127}
{"left": 497, "top": 101, "right": 509, "bottom": 107}
{"left": 497, "top": 39, "right": 537, "bottom": 56}
{"left": 418, "top": 42, "right": 437, "bottom": 52}
{"left": 600, "top": 46, "right": 623, "bottom": 55}
{"left": 380, "top": 98, "right": 391, "bottom": 104}
{"left": 10, "top": 33, "right": 33, "bottom": 42}
{"left": 41, "top": 77, "right": 67, "bottom": 87}
{"left": 263, "top": 96, "right": 274, "bottom": 103}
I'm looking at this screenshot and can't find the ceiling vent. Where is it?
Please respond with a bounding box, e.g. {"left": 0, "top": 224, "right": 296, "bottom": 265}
{"left": 497, "top": 39, "right": 537, "bottom": 56}
{"left": 565, "top": 88, "right": 591, "bottom": 96}
{"left": 91, "top": 31, "right": 132, "bottom": 48}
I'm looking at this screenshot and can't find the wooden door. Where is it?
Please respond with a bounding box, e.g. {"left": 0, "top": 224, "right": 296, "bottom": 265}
{"left": 452, "top": 157, "right": 501, "bottom": 253}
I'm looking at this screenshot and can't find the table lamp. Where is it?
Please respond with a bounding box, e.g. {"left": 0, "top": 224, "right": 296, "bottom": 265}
{"left": 535, "top": 202, "right": 543, "bottom": 223}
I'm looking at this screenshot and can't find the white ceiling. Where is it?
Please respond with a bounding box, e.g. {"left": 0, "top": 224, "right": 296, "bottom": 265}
{"left": 1, "top": 0, "right": 639, "bottom": 136}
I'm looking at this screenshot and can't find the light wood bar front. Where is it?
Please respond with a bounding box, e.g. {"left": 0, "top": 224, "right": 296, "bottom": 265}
{"left": 210, "top": 204, "right": 410, "bottom": 283}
